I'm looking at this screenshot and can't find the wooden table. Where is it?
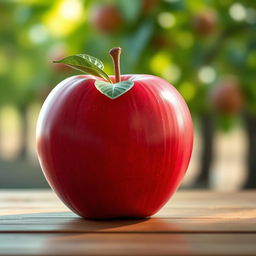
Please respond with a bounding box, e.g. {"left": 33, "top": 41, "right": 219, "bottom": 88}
{"left": 0, "top": 190, "right": 256, "bottom": 256}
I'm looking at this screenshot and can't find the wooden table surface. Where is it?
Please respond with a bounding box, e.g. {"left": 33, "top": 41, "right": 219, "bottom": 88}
{"left": 0, "top": 190, "right": 256, "bottom": 256}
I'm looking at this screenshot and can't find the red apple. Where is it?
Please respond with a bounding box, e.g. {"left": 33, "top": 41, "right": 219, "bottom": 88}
{"left": 151, "top": 33, "right": 176, "bottom": 49}
{"left": 36, "top": 48, "right": 193, "bottom": 219}
{"left": 89, "top": 5, "right": 123, "bottom": 33}
{"left": 211, "top": 77, "right": 244, "bottom": 114}
{"left": 142, "top": 0, "right": 158, "bottom": 13}
{"left": 193, "top": 10, "right": 217, "bottom": 37}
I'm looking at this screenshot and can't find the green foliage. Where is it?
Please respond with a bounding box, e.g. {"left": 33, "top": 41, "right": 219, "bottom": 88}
{"left": 0, "top": 0, "right": 256, "bottom": 129}
{"left": 117, "top": 0, "right": 142, "bottom": 23}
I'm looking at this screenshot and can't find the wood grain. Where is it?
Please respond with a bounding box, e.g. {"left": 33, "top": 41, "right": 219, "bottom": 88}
{"left": 0, "top": 233, "right": 256, "bottom": 256}
{"left": 0, "top": 190, "right": 255, "bottom": 256}
{"left": 1, "top": 213, "right": 256, "bottom": 233}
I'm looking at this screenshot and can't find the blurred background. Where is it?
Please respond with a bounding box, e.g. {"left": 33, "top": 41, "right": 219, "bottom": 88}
{"left": 0, "top": 0, "right": 255, "bottom": 190}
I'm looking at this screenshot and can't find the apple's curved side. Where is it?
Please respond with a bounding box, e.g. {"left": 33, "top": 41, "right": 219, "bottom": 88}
{"left": 36, "top": 74, "right": 193, "bottom": 219}
{"left": 130, "top": 75, "right": 193, "bottom": 213}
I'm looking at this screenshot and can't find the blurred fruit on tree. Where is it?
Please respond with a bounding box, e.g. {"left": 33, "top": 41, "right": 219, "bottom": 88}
{"left": 192, "top": 10, "right": 217, "bottom": 37}
{"left": 89, "top": 4, "right": 123, "bottom": 33}
{"left": 210, "top": 76, "right": 244, "bottom": 115}
{"left": 142, "top": 0, "right": 158, "bottom": 13}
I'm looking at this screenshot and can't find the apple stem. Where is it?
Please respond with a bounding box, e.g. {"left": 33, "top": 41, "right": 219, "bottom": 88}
{"left": 109, "top": 47, "right": 121, "bottom": 83}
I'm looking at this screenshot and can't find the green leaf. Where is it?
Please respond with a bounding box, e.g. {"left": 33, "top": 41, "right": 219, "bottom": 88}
{"left": 53, "top": 54, "right": 112, "bottom": 83}
{"left": 94, "top": 80, "right": 134, "bottom": 99}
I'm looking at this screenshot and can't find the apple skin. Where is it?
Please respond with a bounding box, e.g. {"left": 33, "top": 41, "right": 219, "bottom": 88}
{"left": 36, "top": 75, "right": 193, "bottom": 219}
